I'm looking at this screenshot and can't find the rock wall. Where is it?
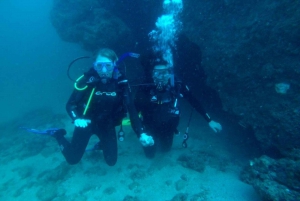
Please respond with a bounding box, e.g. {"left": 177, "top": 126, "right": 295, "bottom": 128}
{"left": 50, "top": 0, "right": 132, "bottom": 52}
{"left": 241, "top": 155, "right": 300, "bottom": 201}
{"left": 182, "top": 0, "right": 300, "bottom": 156}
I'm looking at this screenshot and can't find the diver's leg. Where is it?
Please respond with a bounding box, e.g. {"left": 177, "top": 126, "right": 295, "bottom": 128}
{"left": 160, "top": 117, "right": 180, "bottom": 152}
{"left": 160, "top": 130, "right": 174, "bottom": 152}
{"left": 55, "top": 126, "right": 92, "bottom": 165}
{"left": 99, "top": 124, "right": 118, "bottom": 166}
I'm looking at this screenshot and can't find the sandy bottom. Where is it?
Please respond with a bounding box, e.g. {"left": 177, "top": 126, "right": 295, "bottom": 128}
{"left": 0, "top": 110, "right": 262, "bottom": 201}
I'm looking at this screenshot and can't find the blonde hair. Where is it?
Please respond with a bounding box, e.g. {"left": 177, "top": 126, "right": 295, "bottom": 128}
{"left": 95, "top": 48, "right": 118, "bottom": 63}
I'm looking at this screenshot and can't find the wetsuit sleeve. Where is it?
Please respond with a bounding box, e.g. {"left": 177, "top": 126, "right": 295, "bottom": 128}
{"left": 181, "top": 83, "right": 211, "bottom": 122}
{"left": 66, "top": 89, "right": 87, "bottom": 121}
{"left": 133, "top": 86, "right": 144, "bottom": 114}
{"left": 66, "top": 76, "right": 89, "bottom": 121}
{"left": 120, "top": 80, "right": 144, "bottom": 137}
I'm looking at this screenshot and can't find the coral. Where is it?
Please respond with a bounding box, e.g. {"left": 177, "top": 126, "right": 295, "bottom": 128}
{"left": 275, "top": 83, "right": 290, "bottom": 94}
{"left": 240, "top": 155, "right": 300, "bottom": 201}
{"left": 177, "top": 154, "right": 205, "bottom": 173}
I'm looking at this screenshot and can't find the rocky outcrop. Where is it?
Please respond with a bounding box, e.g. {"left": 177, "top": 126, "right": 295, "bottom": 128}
{"left": 240, "top": 155, "right": 300, "bottom": 201}
{"left": 50, "top": 0, "right": 132, "bottom": 51}
{"left": 181, "top": 2, "right": 300, "bottom": 198}
{"left": 182, "top": 0, "right": 300, "bottom": 156}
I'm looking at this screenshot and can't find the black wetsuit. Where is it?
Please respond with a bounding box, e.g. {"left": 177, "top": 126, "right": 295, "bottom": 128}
{"left": 134, "top": 81, "right": 211, "bottom": 158}
{"left": 55, "top": 69, "right": 143, "bottom": 166}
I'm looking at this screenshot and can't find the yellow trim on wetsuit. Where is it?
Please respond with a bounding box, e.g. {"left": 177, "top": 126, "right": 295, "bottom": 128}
{"left": 83, "top": 87, "right": 95, "bottom": 116}
{"left": 122, "top": 117, "right": 131, "bottom": 126}
{"left": 74, "top": 75, "right": 88, "bottom": 90}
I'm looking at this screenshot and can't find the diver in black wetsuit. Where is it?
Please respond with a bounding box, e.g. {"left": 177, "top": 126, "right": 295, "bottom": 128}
{"left": 48, "top": 48, "right": 146, "bottom": 166}
{"left": 134, "top": 60, "right": 222, "bottom": 158}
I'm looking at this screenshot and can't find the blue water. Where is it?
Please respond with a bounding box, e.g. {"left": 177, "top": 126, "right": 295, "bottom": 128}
{"left": 0, "top": 0, "right": 88, "bottom": 123}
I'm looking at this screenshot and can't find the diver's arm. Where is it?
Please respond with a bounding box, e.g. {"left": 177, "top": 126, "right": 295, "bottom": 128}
{"left": 181, "top": 84, "right": 211, "bottom": 122}
{"left": 66, "top": 75, "right": 89, "bottom": 121}
{"left": 181, "top": 83, "right": 222, "bottom": 132}
{"left": 121, "top": 81, "right": 144, "bottom": 137}
{"left": 66, "top": 89, "right": 85, "bottom": 121}
{"left": 133, "top": 86, "right": 144, "bottom": 114}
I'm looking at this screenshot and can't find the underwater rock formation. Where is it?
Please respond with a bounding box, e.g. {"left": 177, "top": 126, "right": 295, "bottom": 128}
{"left": 181, "top": 0, "right": 300, "bottom": 199}
{"left": 50, "top": 0, "right": 132, "bottom": 52}
{"left": 240, "top": 155, "right": 300, "bottom": 201}
{"left": 183, "top": 0, "right": 300, "bottom": 156}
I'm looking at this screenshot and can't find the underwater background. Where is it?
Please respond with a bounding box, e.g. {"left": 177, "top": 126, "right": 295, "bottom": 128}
{"left": 0, "top": 0, "right": 299, "bottom": 200}
{"left": 0, "top": 0, "right": 88, "bottom": 123}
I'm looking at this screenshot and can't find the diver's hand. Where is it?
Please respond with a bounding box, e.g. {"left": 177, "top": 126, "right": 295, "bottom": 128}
{"left": 209, "top": 120, "right": 222, "bottom": 133}
{"left": 139, "top": 133, "right": 154, "bottom": 147}
{"left": 74, "top": 119, "right": 91, "bottom": 128}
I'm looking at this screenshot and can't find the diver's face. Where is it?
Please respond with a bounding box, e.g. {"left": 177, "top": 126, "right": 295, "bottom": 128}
{"left": 152, "top": 65, "right": 171, "bottom": 90}
{"left": 94, "top": 56, "right": 114, "bottom": 83}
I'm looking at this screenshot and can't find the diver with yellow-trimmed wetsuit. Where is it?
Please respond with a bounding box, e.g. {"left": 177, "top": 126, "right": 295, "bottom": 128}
{"left": 22, "top": 48, "right": 147, "bottom": 166}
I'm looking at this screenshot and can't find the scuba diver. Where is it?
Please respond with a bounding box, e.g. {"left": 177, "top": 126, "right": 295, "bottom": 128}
{"left": 22, "top": 48, "right": 149, "bottom": 166}
{"left": 134, "top": 58, "right": 222, "bottom": 158}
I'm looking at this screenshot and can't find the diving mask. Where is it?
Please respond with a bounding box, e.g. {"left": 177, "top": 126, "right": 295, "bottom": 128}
{"left": 93, "top": 61, "right": 115, "bottom": 72}
{"left": 152, "top": 69, "right": 171, "bottom": 80}
{"left": 152, "top": 68, "right": 171, "bottom": 90}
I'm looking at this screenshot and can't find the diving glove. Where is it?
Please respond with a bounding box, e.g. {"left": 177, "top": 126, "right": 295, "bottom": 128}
{"left": 74, "top": 119, "right": 91, "bottom": 128}
{"left": 139, "top": 133, "right": 154, "bottom": 147}
{"left": 209, "top": 120, "right": 222, "bottom": 133}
